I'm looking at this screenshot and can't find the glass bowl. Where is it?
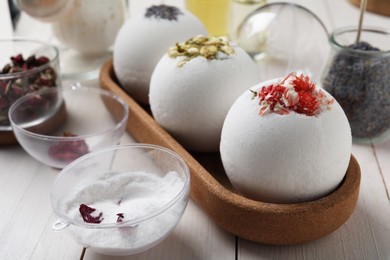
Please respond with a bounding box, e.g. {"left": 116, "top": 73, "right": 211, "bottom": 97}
{"left": 50, "top": 144, "right": 190, "bottom": 256}
{"left": 0, "top": 38, "right": 60, "bottom": 133}
{"left": 8, "top": 85, "right": 128, "bottom": 169}
{"left": 236, "top": 2, "right": 329, "bottom": 82}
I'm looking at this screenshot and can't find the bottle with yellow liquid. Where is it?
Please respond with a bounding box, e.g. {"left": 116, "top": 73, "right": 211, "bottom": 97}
{"left": 185, "top": 0, "right": 231, "bottom": 37}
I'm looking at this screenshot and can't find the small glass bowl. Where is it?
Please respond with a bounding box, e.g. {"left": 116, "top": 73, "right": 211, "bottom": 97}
{"left": 321, "top": 26, "right": 390, "bottom": 143}
{"left": 0, "top": 38, "right": 60, "bottom": 132}
{"left": 235, "top": 2, "right": 329, "bottom": 82}
{"left": 50, "top": 144, "right": 190, "bottom": 256}
{"left": 8, "top": 85, "right": 128, "bottom": 169}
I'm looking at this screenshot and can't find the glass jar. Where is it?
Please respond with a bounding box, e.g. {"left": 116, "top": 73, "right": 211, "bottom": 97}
{"left": 322, "top": 26, "right": 390, "bottom": 143}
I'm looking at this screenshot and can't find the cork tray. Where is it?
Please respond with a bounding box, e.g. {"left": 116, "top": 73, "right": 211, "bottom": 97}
{"left": 0, "top": 131, "right": 18, "bottom": 145}
{"left": 100, "top": 60, "right": 361, "bottom": 245}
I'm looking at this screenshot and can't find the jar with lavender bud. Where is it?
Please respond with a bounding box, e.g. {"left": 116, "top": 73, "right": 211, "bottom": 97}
{"left": 0, "top": 39, "right": 60, "bottom": 138}
{"left": 322, "top": 26, "right": 390, "bottom": 143}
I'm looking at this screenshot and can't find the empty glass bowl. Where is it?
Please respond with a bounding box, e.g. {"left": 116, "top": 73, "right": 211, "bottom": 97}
{"left": 50, "top": 144, "right": 190, "bottom": 256}
{"left": 8, "top": 85, "right": 128, "bottom": 169}
{"left": 236, "top": 2, "right": 329, "bottom": 82}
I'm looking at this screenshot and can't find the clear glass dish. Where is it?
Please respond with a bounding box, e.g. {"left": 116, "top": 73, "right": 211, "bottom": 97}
{"left": 50, "top": 144, "right": 190, "bottom": 256}
{"left": 236, "top": 2, "right": 329, "bottom": 82}
{"left": 8, "top": 84, "right": 129, "bottom": 168}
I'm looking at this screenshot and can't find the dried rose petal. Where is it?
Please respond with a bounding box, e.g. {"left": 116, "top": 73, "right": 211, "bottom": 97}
{"left": 79, "top": 204, "right": 103, "bottom": 224}
{"left": 0, "top": 53, "right": 57, "bottom": 126}
{"left": 11, "top": 54, "right": 24, "bottom": 66}
{"left": 117, "top": 213, "right": 124, "bottom": 223}
{"left": 48, "top": 132, "right": 89, "bottom": 162}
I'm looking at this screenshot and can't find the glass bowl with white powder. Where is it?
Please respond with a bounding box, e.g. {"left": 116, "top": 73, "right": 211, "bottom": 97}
{"left": 50, "top": 144, "right": 190, "bottom": 256}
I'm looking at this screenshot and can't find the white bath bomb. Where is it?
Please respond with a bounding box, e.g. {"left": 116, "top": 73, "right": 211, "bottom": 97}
{"left": 150, "top": 36, "right": 260, "bottom": 152}
{"left": 220, "top": 73, "right": 352, "bottom": 203}
{"left": 113, "top": 5, "right": 207, "bottom": 104}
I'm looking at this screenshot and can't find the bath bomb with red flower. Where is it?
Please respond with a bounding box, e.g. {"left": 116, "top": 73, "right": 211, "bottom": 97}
{"left": 149, "top": 35, "right": 260, "bottom": 152}
{"left": 220, "top": 73, "right": 351, "bottom": 203}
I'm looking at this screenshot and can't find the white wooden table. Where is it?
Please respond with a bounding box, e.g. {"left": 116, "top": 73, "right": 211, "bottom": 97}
{"left": 1, "top": 0, "right": 390, "bottom": 259}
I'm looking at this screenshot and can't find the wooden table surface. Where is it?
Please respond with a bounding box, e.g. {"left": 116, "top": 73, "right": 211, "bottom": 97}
{"left": 1, "top": 0, "right": 389, "bottom": 259}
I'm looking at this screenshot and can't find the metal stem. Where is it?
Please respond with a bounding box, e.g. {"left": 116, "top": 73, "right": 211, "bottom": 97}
{"left": 356, "top": 0, "right": 368, "bottom": 44}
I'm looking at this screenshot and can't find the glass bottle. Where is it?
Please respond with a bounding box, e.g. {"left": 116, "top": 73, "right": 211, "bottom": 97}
{"left": 321, "top": 26, "right": 390, "bottom": 143}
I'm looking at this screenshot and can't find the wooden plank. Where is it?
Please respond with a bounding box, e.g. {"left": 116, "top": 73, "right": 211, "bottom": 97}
{"left": 0, "top": 146, "right": 81, "bottom": 259}
{"left": 373, "top": 140, "right": 390, "bottom": 203}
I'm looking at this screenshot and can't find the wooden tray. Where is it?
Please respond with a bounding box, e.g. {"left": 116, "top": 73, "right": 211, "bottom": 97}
{"left": 0, "top": 130, "right": 18, "bottom": 145}
{"left": 99, "top": 60, "right": 361, "bottom": 245}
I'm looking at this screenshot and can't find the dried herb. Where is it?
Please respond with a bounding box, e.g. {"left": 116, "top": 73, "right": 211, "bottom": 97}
{"left": 254, "top": 73, "right": 333, "bottom": 116}
{"left": 322, "top": 41, "right": 390, "bottom": 138}
{"left": 79, "top": 204, "right": 103, "bottom": 224}
{"left": 168, "top": 36, "right": 235, "bottom": 67}
{"left": 0, "top": 54, "right": 57, "bottom": 127}
{"left": 145, "top": 5, "right": 183, "bottom": 21}
{"left": 48, "top": 132, "right": 89, "bottom": 162}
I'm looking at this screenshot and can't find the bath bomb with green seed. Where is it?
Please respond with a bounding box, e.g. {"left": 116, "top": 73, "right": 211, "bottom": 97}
{"left": 220, "top": 73, "right": 352, "bottom": 203}
{"left": 149, "top": 35, "right": 260, "bottom": 152}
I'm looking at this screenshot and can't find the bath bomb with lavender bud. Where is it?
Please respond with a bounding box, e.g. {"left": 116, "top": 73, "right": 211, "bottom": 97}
{"left": 220, "top": 72, "right": 352, "bottom": 203}
{"left": 113, "top": 4, "right": 207, "bottom": 104}
{"left": 149, "top": 35, "right": 260, "bottom": 152}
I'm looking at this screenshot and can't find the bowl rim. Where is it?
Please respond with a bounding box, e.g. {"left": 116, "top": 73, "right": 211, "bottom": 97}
{"left": 8, "top": 84, "right": 129, "bottom": 141}
{"left": 50, "top": 143, "right": 191, "bottom": 229}
{"left": 0, "top": 37, "right": 60, "bottom": 79}
{"left": 238, "top": 2, "right": 329, "bottom": 39}
{"left": 329, "top": 25, "right": 390, "bottom": 56}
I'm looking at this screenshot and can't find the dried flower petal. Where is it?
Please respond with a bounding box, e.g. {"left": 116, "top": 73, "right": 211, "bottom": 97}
{"left": 48, "top": 132, "right": 89, "bottom": 162}
{"left": 168, "top": 35, "right": 236, "bottom": 67}
{"left": 255, "top": 72, "right": 334, "bottom": 116}
{"left": 117, "top": 213, "right": 124, "bottom": 223}
{"left": 79, "top": 204, "right": 103, "bottom": 224}
{"left": 0, "top": 53, "right": 57, "bottom": 126}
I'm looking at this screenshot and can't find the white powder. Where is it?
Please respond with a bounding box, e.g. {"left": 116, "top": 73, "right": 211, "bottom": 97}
{"left": 60, "top": 171, "right": 188, "bottom": 256}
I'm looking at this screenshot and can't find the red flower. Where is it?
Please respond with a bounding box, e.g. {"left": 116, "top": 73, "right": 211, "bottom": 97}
{"left": 256, "top": 72, "right": 333, "bottom": 116}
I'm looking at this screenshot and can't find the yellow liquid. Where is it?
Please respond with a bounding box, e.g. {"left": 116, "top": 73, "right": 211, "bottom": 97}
{"left": 185, "top": 0, "right": 231, "bottom": 37}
